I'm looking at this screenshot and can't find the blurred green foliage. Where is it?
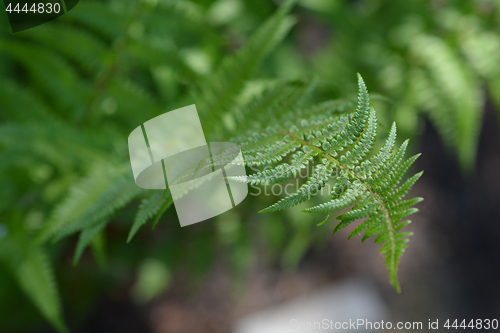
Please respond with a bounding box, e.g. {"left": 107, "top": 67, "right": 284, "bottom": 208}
{"left": 309, "top": 0, "right": 500, "bottom": 172}
{"left": 0, "top": 0, "right": 498, "bottom": 331}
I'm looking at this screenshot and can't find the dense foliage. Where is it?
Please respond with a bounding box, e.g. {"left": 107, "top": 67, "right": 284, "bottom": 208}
{"left": 309, "top": 0, "right": 500, "bottom": 172}
{"left": 1, "top": 0, "right": 498, "bottom": 331}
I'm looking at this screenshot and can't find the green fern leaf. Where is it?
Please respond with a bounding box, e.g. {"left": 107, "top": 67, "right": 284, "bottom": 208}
{"left": 15, "top": 249, "right": 68, "bottom": 333}
{"left": 236, "top": 74, "right": 423, "bottom": 292}
{"left": 235, "top": 78, "right": 317, "bottom": 132}
{"left": 36, "top": 164, "right": 144, "bottom": 244}
{"left": 0, "top": 80, "right": 53, "bottom": 122}
{"left": 73, "top": 219, "right": 107, "bottom": 266}
{"left": 0, "top": 40, "right": 93, "bottom": 115}
{"left": 127, "top": 191, "right": 173, "bottom": 243}
{"left": 196, "top": 0, "right": 298, "bottom": 138}
{"left": 411, "top": 35, "right": 482, "bottom": 172}
{"left": 60, "top": 1, "right": 127, "bottom": 40}
{"left": 19, "top": 23, "right": 106, "bottom": 74}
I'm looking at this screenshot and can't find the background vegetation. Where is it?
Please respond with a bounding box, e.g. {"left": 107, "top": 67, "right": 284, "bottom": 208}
{"left": 0, "top": 0, "right": 499, "bottom": 332}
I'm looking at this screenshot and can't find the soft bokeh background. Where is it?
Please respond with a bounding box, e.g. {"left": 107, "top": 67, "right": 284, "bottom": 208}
{"left": 0, "top": 0, "right": 499, "bottom": 332}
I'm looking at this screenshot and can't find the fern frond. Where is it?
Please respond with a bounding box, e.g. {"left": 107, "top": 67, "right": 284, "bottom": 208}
{"left": 0, "top": 39, "right": 93, "bottom": 115}
{"left": 234, "top": 78, "right": 316, "bottom": 132}
{"left": 127, "top": 191, "right": 173, "bottom": 243}
{"left": 60, "top": 2, "right": 127, "bottom": 40}
{"left": 196, "top": 0, "right": 298, "bottom": 138}
{"left": 36, "top": 165, "right": 144, "bottom": 245}
{"left": 410, "top": 35, "right": 482, "bottom": 172}
{"left": 237, "top": 74, "right": 423, "bottom": 292}
{"left": 0, "top": 122, "right": 115, "bottom": 171}
{"left": 18, "top": 23, "right": 107, "bottom": 74}
{"left": 73, "top": 219, "right": 107, "bottom": 266}
{"left": 16, "top": 249, "right": 69, "bottom": 333}
{"left": 128, "top": 39, "right": 198, "bottom": 82}
{"left": 106, "top": 77, "right": 161, "bottom": 125}
{"left": 0, "top": 231, "right": 68, "bottom": 333}
{"left": 0, "top": 80, "right": 54, "bottom": 122}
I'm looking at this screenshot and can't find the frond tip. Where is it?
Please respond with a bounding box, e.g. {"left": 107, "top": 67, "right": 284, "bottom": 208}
{"left": 238, "top": 74, "right": 423, "bottom": 292}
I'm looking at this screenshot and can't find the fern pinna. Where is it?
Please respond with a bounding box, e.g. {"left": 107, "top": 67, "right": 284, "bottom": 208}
{"left": 232, "top": 74, "right": 423, "bottom": 292}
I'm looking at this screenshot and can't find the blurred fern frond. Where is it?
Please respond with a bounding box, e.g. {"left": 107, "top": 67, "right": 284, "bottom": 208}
{"left": 0, "top": 1, "right": 302, "bottom": 329}
{"left": 312, "top": 0, "right": 500, "bottom": 173}
{"left": 195, "top": 0, "right": 298, "bottom": 139}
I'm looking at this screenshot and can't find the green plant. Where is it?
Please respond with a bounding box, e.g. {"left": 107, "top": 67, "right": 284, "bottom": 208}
{"left": 230, "top": 74, "right": 422, "bottom": 292}
{"left": 0, "top": 0, "right": 423, "bottom": 331}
